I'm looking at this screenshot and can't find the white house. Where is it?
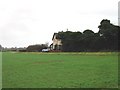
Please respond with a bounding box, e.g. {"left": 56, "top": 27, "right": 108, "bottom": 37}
{"left": 50, "top": 33, "right": 62, "bottom": 51}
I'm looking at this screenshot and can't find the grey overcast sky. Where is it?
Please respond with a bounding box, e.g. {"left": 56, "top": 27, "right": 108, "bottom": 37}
{"left": 0, "top": 0, "right": 119, "bottom": 48}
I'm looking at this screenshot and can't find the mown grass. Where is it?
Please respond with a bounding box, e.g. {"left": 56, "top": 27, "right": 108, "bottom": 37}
{"left": 2, "top": 52, "right": 118, "bottom": 88}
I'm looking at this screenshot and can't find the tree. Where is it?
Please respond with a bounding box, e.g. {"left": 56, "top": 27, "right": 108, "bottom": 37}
{"left": 81, "top": 29, "right": 95, "bottom": 51}
{"left": 98, "top": 19, "right": 120, "bottom": 51}
{"left": 0, "top": 45, "right": 2, "bottom": 51}
{"left": 54, "top": 19, "right": 120, "bottom": 52}
{"left": 26, "top": 44, "right": 48, "bottom": 52}
{"left": 57, "top": 31, "right": 83, "bottom": 52}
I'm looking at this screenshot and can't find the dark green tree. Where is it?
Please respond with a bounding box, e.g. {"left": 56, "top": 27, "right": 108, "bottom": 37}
{"left": 55, "top": 19, "right": 120, "bottom": 52}
{"left": 26, "top": 44, "right": 47, "bottom": 52}
{"left": 98, "top": 19, "right": 120, "bottom": 51}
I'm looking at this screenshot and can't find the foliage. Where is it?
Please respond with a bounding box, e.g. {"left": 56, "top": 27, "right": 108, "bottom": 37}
{"left": 26, "top": 44, "right": 48, "bottom": 52}
{"left": 57, "top": 19, "right": 120, "bottom": 52}
{"left": 98, "top": 19, "right": 120, "bottom": 51}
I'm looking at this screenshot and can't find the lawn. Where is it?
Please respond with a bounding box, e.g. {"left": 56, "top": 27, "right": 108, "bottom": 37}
{"left": 2, "top": 52, "right": 118, "bottom": 88}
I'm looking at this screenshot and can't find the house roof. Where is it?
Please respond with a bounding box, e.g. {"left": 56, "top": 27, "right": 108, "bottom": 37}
{"left": 52, "top": 33, "right": 58, "bottom": 40}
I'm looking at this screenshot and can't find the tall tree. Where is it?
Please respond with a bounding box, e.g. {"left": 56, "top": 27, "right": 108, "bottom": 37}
{"left": 98, "top": 19, "right": 120, "bottom": 51}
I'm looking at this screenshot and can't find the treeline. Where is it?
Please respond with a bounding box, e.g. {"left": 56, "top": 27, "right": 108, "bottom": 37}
{"left": 26, "top": 44, "right": 48, "bottom": 52}
{"left": 1, "top": 44, "right": 48, "bottom": 52}
{"left": 57, "top": 19, "right": 120, "bottom": 52}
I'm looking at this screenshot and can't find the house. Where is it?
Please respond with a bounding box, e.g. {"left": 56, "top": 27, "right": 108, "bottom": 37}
{"left": 50, "top": 33, "right": 62, "bottom": 51}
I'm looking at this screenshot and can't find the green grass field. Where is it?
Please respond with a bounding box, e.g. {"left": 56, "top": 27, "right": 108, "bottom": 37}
{"left": 2, "top": 52, "right": 118, "bottom": 88}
